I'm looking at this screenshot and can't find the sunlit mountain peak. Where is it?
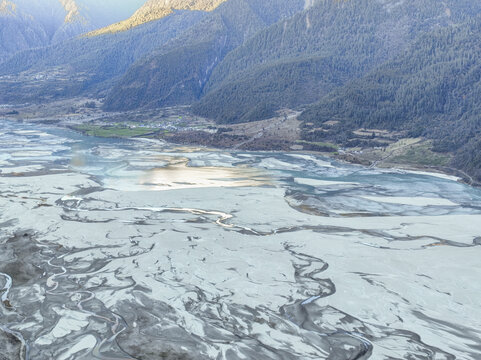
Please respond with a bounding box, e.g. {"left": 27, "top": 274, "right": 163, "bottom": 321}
{"left": 87, "top": 0, "right": 226, "bottom": 36}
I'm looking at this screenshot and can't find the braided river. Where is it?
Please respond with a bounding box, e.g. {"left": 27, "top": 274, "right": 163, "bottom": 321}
{"left": 1, "top": 119, "right": 480, "bottom": 359}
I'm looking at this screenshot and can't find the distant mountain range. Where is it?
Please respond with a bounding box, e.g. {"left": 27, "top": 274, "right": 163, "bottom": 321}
{"left": 1, "top": 0, "right": 481, "bottom": 181}
{"left": 0, "top": 0, "right": 144, "bottom": 62}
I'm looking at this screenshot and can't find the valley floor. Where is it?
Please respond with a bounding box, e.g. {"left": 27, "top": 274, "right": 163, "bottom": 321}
{"left": 1, "top": 118, "right": 481, "bottom": 359}
{"left": 1, "top": 98, "right": 475, "bottom": 186}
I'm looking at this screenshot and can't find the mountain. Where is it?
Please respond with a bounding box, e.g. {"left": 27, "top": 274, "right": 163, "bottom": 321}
{"left": 0, "top": 0, "right": 144, "bottom": 62}
{"left": 191, "top": 0, "right": 481, "bottom": 123}
{"left": 0, "top": 0, "right": 50, "bottom": 63}
{"left": 103, "top": 0, "right": 481, "bottom": 121}
{"left": 87, "top": 0, "right": 227, "bottom": 36}
{"left": 299, "top": 15, "right": 481, "bottom": 181}
{"left": 0, "top": 0, "right": 247, "bottom": 104}
{"left": 0, "top": 7, "right": 208, "bottom": 103}
{"left": 3, "top": 0, "right": 481, "bottom": 118}
{"left": 102, "top": 0, "right": 306, "bottom": 111}
{"left": 0, "top": 0, "right": 307, "bottom": 105}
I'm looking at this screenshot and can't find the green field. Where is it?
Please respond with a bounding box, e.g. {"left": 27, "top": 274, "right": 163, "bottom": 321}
{"left": 296, "top": 140, "right": 339, "bottom": 152}
{"left": 72, "top": 124, "right": 158, "bottom": 138}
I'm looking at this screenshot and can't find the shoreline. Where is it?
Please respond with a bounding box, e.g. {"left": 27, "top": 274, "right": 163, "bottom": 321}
{"left": 170, "top": 140, "right": 472, "bottom": 186}
{"left": 65, "top": 122, "right": 473, "bottom": 187}
{"left": 1, "top": 109, "right": 478, "bottom": 188}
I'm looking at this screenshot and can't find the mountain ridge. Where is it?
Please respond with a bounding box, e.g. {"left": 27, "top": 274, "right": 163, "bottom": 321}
{"left": 86, "top": 0, "right": 227, "bottom": 37}
{"left": 59, "top": 0, "right": 82, "bottom": 24}
{"left": 0, "top": 0, "right": 16, "bottom": 16}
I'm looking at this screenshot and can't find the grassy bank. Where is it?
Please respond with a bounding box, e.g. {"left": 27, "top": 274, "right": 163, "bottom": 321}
{"left": 72, "top": 124, "right": 159, "bottom": 138}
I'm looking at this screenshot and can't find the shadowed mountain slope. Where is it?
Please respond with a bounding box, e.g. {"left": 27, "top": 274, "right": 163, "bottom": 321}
{"left": 300, "top": 15, "right": 481, "bottom": 181}
{"left": 191, "top": 0, "right": 481, "bottom": 123}
{"left": 102, "top": 0, "right": 306, "bottom": 111}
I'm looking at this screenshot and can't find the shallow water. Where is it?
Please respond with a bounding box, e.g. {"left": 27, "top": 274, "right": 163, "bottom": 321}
{"left": 1, "top": 119, "right": 481, "bottom": 359}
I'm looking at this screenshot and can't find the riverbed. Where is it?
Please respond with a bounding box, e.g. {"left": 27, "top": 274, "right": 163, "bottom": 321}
{"left": 1, "top": 119, "right": 480, "bottom": 359}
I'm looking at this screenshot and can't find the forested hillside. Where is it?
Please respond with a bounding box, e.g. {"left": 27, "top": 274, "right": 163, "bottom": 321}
{"left": 103, "top": 0, "right": 305, "bottom": 110}
{"left": 300, "top": 16, "right": 481, "bottom": 181}
{"left": 192, "top": 0, "right": 481, "bottom": 123}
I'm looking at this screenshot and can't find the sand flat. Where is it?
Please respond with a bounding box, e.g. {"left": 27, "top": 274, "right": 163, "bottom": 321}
{"left": 1, "top": 118, "right": 480, "bottom": 359}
